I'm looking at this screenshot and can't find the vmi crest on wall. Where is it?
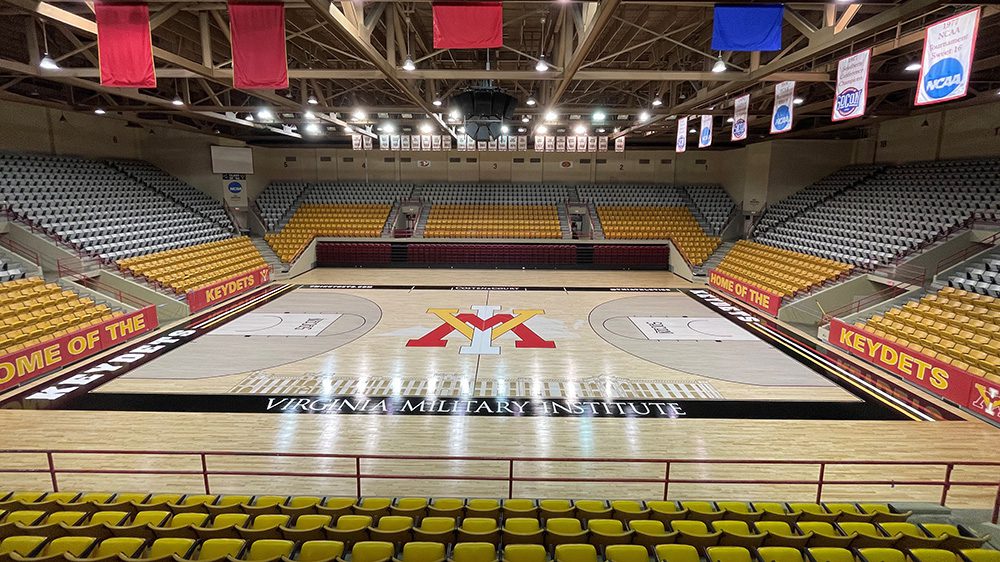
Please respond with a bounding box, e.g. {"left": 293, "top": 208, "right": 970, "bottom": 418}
{"left": 407, "top": 306, "right": 555, "bottom": 355}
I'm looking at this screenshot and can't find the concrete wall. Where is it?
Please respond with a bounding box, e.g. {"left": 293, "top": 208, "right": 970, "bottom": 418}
{"left": 872, "top": 102, "right": 1000, "bottom": 164}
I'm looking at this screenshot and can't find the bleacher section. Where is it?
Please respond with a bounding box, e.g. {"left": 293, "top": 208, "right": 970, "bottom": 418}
{"left": 757, "top": 159, "right": 999, "bottom": 268}
{"left": 716, "top": 241, "right": 854, "bottom": 299}
{"left": 108, "top": 160, "right": 233, "bottom": 230}
{"left": 0, "top": 152, "right": 231, "bottom": 262}
{"left": 256, "top": 182, "right": 309, "bottom": 231}
{"left": 947, "top": 248, "right": 1000, "bottom": 298}
{"left": 0, "top": 492, "right": 994, "bottom": 562}
{"left": 595, "top": 207, "right": 719, "bottom": 266}
{"left": 265, "top": 205, "right": 393, "bottom": 262}
{"left": 685, "top": 185, "right": 735, "bottom": 236}
{"left": 117, "top": 237, "right": 267, "bottom": 295}
{"left": 419, "top": 184, "right": 566, "bottom": 239}
{"left": 755, "top": 166, "right": 883, "bottom": 235}
{"left": 857, "top": 287, "right": 1000, "bottom": 382}
{"left": 0, "top": 256, "right": 25, "bottom": 283}
{"left": 0, "top": 278, "right": 122, "bottom": 356}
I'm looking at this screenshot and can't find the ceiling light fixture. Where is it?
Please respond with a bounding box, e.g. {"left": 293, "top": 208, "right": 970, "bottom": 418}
{"left": 727, "top": 117, "right": 734, "bottom": 123}
{"left": 689, "top": 127, "right": 697, "bottom": 134}
{"left": 597, "top": 128, "right": 606, "bottom": 133}
{"left": 501, "top": 125, "right": 510, "bottom": 134}
{"left": 544, "top": 110, "right": 557, "bottom": 121}
{"left": 353, "top": 109, "right": 366, "bottom": 120}
{"left": 432, "top": 99, "right": 442, "bottom": 107}
{"left": 521, "top": 116, "right": 530, "bottom": 123}
{"left": 793, "top": 97, "right": 804, "bottom": 105}
{"left": 342, "top": 126, "right": 352, "bottom": 133}
{"left": 905, "top": 62, "right": 921, "bottom": 72}
{"left": 171, "top": 95, "right": 184, "bottom": 106}
{"left": 420, "top": 122, "right": 434, "bottom": 134}
{"left": 449, "top": 109, "right": 460, "bottom": 120}
{"left": 306, "top": 123, "right": 322, "bottom": 134}
{"left": 593, "top": 111, "right": 606, "bottom": 122}
{"left": 307, "top": 95, "right": 319, "bottom": 105}
{"left": 383, "top": 123, "right": 395, "bottom": 134}
{"left": 245, "top": 114, "right": 254, "bottom": 121}
{"left": 526, "top": 97, "right": 537, "bottom": 106}
{"left": 712, "top": 57, "right": 727, "bottom": 73}
{"left": 651, "top": 99, "right": 662, "bottom": 107}
{"left": 573, "top": 124, "right": 587, "bottom": 135}
{"left": 638, "top": 111, "right": 650, "bottom": 122}
{"left": 402, "top": 55, "right": 416, "bottom": 71}
{"left": 537, "top": 125, "right": 549, "bottom": 134}
{"left": 304, "top": 110, "right": 315, "bottom": 119}
{"left": 535, "top": 56, "right": 549, "bottom": 72}
{"left": 257, "top": 108, "right": 274, "bottom": 120}
{"left": 93, "top": 108, "right": 106, "bottom": 115}
{"left": 39, "top": 55, "right": 59, "bottom": 70}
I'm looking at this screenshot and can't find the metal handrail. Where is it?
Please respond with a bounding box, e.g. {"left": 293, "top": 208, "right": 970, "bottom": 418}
{"left": 0, "top": 449, "right": 997, "bottom": 523}
{"left": 56, "top": 258, "right": 152, "bottom": 309}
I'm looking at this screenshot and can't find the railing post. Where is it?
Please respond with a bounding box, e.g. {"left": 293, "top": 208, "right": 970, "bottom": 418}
{"left": 815, "top": 463, "right": 826, "bottom": 503}
{"left": 663, "top": 462, "right": 671, "bottom": 501}
{"left": 508, "top": 460, "right": 514, "bottom": 499}
{"left": 355, "top": 457, "right": 362, "bottom": 498}
{"left": 46, "top": 452, "right": 59, "bottom": 492}
{"left": 940, "top": 464, "right": 954, "bottom": 506}
{"left": 201, "top": 453, "right": 211, "bottom": 494}
{"left": 993, "top": 482, "right": 1000, "bottom": 525}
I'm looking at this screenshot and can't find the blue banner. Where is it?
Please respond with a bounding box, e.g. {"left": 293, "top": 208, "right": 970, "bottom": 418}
{"left": 712, "top": 4, "right": 784, "bottom": 52}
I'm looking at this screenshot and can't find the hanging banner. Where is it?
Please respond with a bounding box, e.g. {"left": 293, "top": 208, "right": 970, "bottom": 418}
{"left": 556, "top": 137, "right": 566, "bottom": 152}
{"left": 379, "top": 134, "right": 389, "bottom": 149}
{"left": 477, "top": 140, "right": 487, "bottom": 151}
{"left": 432, "top": 135, "right": 442, "bottom": 151}
{"left": 587, "top": 136, "right": 598, "bottom": 152}
{"left": 915, "top": 8, "right": 981, "bottom": 106}
{"left": 362, "top": 136, "right": 373, "bottom": 151}
{"left": 401, "top": 135, "right": 411, "bottom": 150}
{"left": 576, "top": 136, "right": 587, "bottom": 152}
{"left": 228, "top": 1, "right": 288, "bottom": 90}
{"left": 95, "top": 1, "right": 156, "bottom": 88}
{"left": 676, "top": 116, "right": 688, "bottom": 153}
{"left": 567, "top": 137, "right": 577, "bottom": 152}
{"left": 534, "top": 136, "right": 544, "bottom": 152}
{"left": 420, "top": 135, "right": 431, "bottom": 151}
{"left": 833, "top": 49, "right": 871, "bottom": 122}
{"left": 488, "top": 139, "right": 498, "bottom": 151}
{"left": 614, "top": 136, "right": 625, "bottom": 152}
{"left": 351, "top": 134, "right": 362, "bottom": 150}
{"left": 598, "top": 137, "right": 608, "bottom": 152}
{"left": 443, "top": 136, "right": 452, "bottom": 150}
{"left": 699, "top": 115, "right": 713, "bottom": 148}
{"left": 498, "top": 136, "right": 507, "bottom": 151}
{"left": 221, "top": 173, "right": 248, "bottom": 207}
{"left": 731, "top": 94, "right": 750, "bottom": 141}
{"left": 545, "top": 136, "right": 555, "bottom": 152}
{"left": 390, "top": 135, "right": 401, "bottom": 150}
{"left": 432, "top": 2, "right": 503, "bottom": 49}
{"left": 517, "top": 136, "right": 528, "bottom": 150}
{"left": 770, "top": 80, "right": 795, "bottom": 134}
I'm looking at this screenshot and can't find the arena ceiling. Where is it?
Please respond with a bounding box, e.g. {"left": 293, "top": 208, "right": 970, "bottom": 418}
{"left": 0, "top": 0, "right": 998, "bottom": 147}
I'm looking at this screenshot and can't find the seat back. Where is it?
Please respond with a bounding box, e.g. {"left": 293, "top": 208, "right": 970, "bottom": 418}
{"left": 757, "top": 547, "right": 805, "bottom": 562}
{"left": 588, "top": 519, "right": 626, "bottom": 533}
{"left": 655, "top": 544, "right": 700, "bottom": 562}
{"left": 0, "top": 536, "right": 47, "bottom": 556}
{"left": 546, "top": 518, "right": 583, "bottom": 533}
{"left": 554, "top": 544, "right": 596, "bottom": 562}
{"left": 502, "top": 544, "right": 547, "bottom": 562}
{"left": 807, "top": 547, "right": 855, "bottom": 562}
{"left": 672, "top": 520, "right": 710, "bottom": 534}
{"left": 376, "top": 516, "right": 413, "bottom": 531}
{"left": 296, "top": 541, "right": 345, "bottom": 562}
{"left": 250, "top": 515, "right": 289, "bottom": 529}
{"left": 197, "top": 539, "right": 246, "bottom": 561}
{"left": 350, "top": 541, "right": 395, "bottom": 562}
{"left": 606, "top": 545, "right": 650, "bottom": 562}
{"left": 400, "top": 541, "right": 445, "bottom": 562}
{"left": 93, "top": 538, "right": 145, "bottom": 558}
{"left": 858, "top": 549, "right": 905, "bottom": 562}
{"left": 461, "top": 518, "right": 498, "bottom": 533}
{"left": 148, "top": 538, "right": 197, "bottom": 559}
{"left": 336, "top": 515, "right": 372, "bottom": 530}
{"left": 707, "top": 547, "right": 753, "bottom": 562}
{"left": 41, "top": 537, "right": 95, "bottom": 557}
{"left": 245, "top": 540, "right": 294, "bottom": 561}
{"left": 292, "top": 515, "right": 332, "bottom": 530}
{"left": 504, "top": 519, "right": 540, "bottom": 533}
{"left": 418, "top": 517, "right": 455, "bottom": 533}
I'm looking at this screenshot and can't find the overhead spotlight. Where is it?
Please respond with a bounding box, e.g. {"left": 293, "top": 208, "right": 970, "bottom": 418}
{"left": 573, "top": 124, "right": 587, "bottom": 135}
{"left": 597, "top": 128, "right": 606, "bottom": 133}
{"left": 383, "top": 123, "right": 395, "bottom": 134}
{"left": 244, "top": 113, "right": 254, "bottom": 121}
{"left": 501, "top": 125, "right": 510, "bottom": 134}
{"left": 257, "top": 108, "right": 274, "bottom": 120}
{"left": 402, "top": 55, "right": 416, "bottom": 71}
{"left": 526, "top": 97, "right": 537, "bottom": 106}
{"left": 432, "top": 99, "right": 443, "bottom": 107}
{"left": 342, "top": 126, "right": 352, "bottom": 133}
{"left": 712, "top": 57, "right": 727, "bottom": 73}
{"left": 793, "top": 97, "right": 804, "bottom": 105}
{"left": 537, "top": 125, "right": 549, "bottom": 134}
{"left": 353, "top": 109, "right": 366, "bottom": 120}
{"left": 544, "top": 110, "right": 557, "bottom": 121}
{"left": 592, "top": 111, "right": 606, "bottom": 122}
{"left": 306, "top": 123, "right": 322, "bottom": 134}
{"left": 307, "top": 95, "right": 319, "bottom": 105}
{"left": 93, "top": 108, "right": 106, "bottom": 115}
{"left": 727, "top": 117, "right": 734, "bottom": 123}
{"left": 449, "top": 109, "right": 460, "bottom": 120}
{"left": 213, "top": 128, "right": 221, "bottom": 135}
{"left": 535, "top": 56, "right": 549, "bottom": 72}
{"left": 458, "top": 126, "right": 466, "bottom": 134}
{"left": 638, "top": 111, "right": 650, "bottom": 122}
{"left": 39, "top": 54, "right": 59, "bottom": 70}
{"left": 171, "top": 95, "right": 184, "bottom": 106}
{"left": 304, "top": 110, "right": 315, "bottom": 119}
{"left": 651, "top": 99, "right": 662, "bottom": 107}
{"left": 419, "top": 122, "right": 433, "bottom": 134}
{"left": 905, "top": 62, "right": 921, "bottom": 72}
{"left": 689, "top": 127, "right": 697, "bottom": 134}
{"left": 521, "top": 116, "right": 530, "bottom": 123}
{"left": 518, "top": 127, "right": 526, "bottom": 133}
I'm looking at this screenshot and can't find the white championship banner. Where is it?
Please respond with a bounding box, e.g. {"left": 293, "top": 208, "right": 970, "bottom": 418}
{"left": 833, "top": 49, "right": 871, "bottom": 122}
{"left": 771, "top": 80, "right": 795, "bottom": 134}
{"left": 698, "top": 115, "right": 713, "bottom": 148}
{"left": 676, "top": 116, "right": 688, "bottom": 153}
{"left": 915, "top": 8, "right": 981, "bottom": 106}
{"left": 732, "top": 94, "right": 749, "bottom": 141}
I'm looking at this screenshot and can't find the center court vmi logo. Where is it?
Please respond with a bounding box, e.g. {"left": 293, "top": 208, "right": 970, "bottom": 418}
{"left": 406, "top": 305, "right": 555, "bottom": 355}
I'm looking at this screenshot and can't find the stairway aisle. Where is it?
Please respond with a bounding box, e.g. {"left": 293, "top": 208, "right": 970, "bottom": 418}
{"left": 252, "top": 237, "right": 288, "bottom": 276}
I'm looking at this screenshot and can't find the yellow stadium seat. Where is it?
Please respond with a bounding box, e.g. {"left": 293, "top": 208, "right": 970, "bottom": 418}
{"left": 655, "top": 544, "right": 700, "bottom": 562}
{"left": 192, "top": 539, "right": 245, "bottom": 561}
{"left": 368, "top": 516, "right": 412, "bottom": 544}
{"left": 413, "top": 518, "right": 456, "bottom": 545}
{"left": 647, "top": 502, "right": 688, "bottom": 524}
{"left": 0, "top": 536, "right": 47, "bottom": 559}
{"left": 279, "top": 514, "right": 331, "bottom": 542}
{"left": 349, "top": 541, "right": 394, "bottom": 562}
{"left": 544, "top": 519, "right": 588, "bottom": 548}
{"left": 857, "top": 548, "right": 905, "bottom": 562}
{"left": 706, "top": 546, "right": 753, "bottom": 562}
{"left": 715, "top": 502, "right": 764, "bottom": 522}
{"left": 316, "top": 499, "right": 356, "bottom": 520}
{"left": 236, "top": 515, "right": 289, "bottom": 541}
{"left": 823, "top": 504, "right": 874, "bottom": 522}
{"left": 605, "top": 545, "right": 649, "bottom": 562}
{"left": 72, "top": 537, "right": 145, "bottom": 562}
{"left": 451, "top": 542, "right": 498, "bottom": 562}
{"left": 553, "top": 544, "right": 596, "bottom": 562}
{"left": 755, "top": 521, "right": 812, "bottom": 548}
{"left": 796, "top": 522, "right": 853, "bottom": 548}
{"left": 194, "top": 514, "right": 251, "bottom": 540}
{"left": 807, "top": 548, "right": 855, "bottom": 562}
{"left": 628, "top": 519, "right": 677, "bottom": 549}
{"left": 501, "top": 500, "right": 537, "bottom": 519}
{"left": 277, "top": 497, "right": 322, "bottom": 518}
{"left": 586, "top": 519, "right": 632, "bottom": 548}
{"left": 325, "top": 515, "right": 371, "bottom": 544}
{"left": 291, "top": 541, "right": 344, "bottom": 562}
{"left": 713, "top": 520, "right": 766, "bottom": 548}
{"left": 23, "top": 536, "right": 96, "bottom": 562}
{"left": 680, "top": 501, "right": 725, "bottom": 522}
{"left": 206, "top": 496, "right": 254, "bottom": 517}
{"left": 838, "top": 523, "right": 897, "bottom": 548}
{"left": 757, "top": 546, "right": 805, "bottom": 562}
{"left": 879, "top": 523, "right": 944, "bottom": 550}
{"left": 354, "top": 499, "right": 393, "bottom": 522}
{"left": 391, "top": 499, "right": 428, "bottom": 521}
{"left": 909, "top": 550, "right": 959, "bottom": 562}
{"left": 501, "top": 544, "right": 546, "bottom": 562}
{"left": 572, "top": 501, "right": 610, "bottom": 523}
{"left": 124, "top": 538, "right": 196, "bottom": 562}
{"left": 672, "top": 520, "right": 721, "bottom": 548}
{"left": 398, "top": 541, "right": 445, "bottom": 562}
{"left": 150, "top": 513, "right": 210, "bottom": 539}
{"left": 538, "top": 501, "right": 573, "bottom": 522}
{"left": 465, "top": 500, "right": 500, "bottom": 520}
{"left": 457, "top": 518, "right": 499, "bottom": 546}
{"left": 609, "top": 501, "right": 649, "bottom": 522}
{"left": 857, "top": 504, "right": 911, "bottom": 523}
{"left": 960, "top": 550, "right": 1000, "bottom": 562}
{"left": 242, "top": 497, "right": 287, "bottom": 517}
{"left": 920, "top": 524, "right": 989, "bottom": 550}
{"left": 242, "top": 539, "right": 294, "bottom": 562}
{"left": 501, "top": 519, "right": 542, "bottom": 545}
{"left": 427, "top": 500, "right": 464, "bottom": 520}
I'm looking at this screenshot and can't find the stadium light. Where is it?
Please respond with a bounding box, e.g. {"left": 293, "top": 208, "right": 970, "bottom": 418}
{"left": 526, "top": 97, "right": 537, "bottom": 106}
{"left": 307, "top": 95, "right": 319, "bottom": 105}
{"left": 521, "top": 116, "right": 530, "bottom": 123}
{"left": 383, "top": 123, "right": 395, "bottom": 134}
{"left": 353, "top": 109, "right": 366, "bottom": 120}
{"left": 39, "top": 55, "right": 59, "bottom": 70}
{"left": 793, "top": 98, "right": 804, "bottom": 105}
{"left": 537, "top": 125, "right": 549, "bottom": 134}
{"left": 544, "top": 110, "right": 557, "bottom": 122}
{"left": 651, "top": 99, "right": 662, "bottom": 107}
{"left": 689, "top": 127, "right": 697, "bottom": 134}
{"left": 712, "top": 57, "right": 727, "bottom": 73}
{"left": 257, "top": 108, "right": 274, "bottom": 120}
{"left": 402, "top": 55, "right": 416, "bottom": 71}
{"left": 905, "top": 62, "right": 921, "bottom": 71}
{"left": 638, "top": 111, "right": 650, "bottom": 122}
{"left": 432, "top": 99, "right": 443, "bottom": 107}
{"left": 93, "top": 108, "right": 106, "bottom": 115}
{"left": 535, "top": 56, "right": 549, "bottom": 72}
{"left": 420, "top": 122, "right": 434, "bottom": 134}
{"left": 305, "top": 123, "right": 322, "bottom": 134}
{"left": 573, "top": 124, "right": 587, "bottom": 135}
{"left": 727, "top": 117, "right": 734, "bottom": 123}
{"left": 501, "top": 125, "right": 510, "bottom": 134}
{"left": 171, "top": 96, "right": 184, "bottom": 106}
{"left": 593, "top": 111, "right": 606, "bottom": 122}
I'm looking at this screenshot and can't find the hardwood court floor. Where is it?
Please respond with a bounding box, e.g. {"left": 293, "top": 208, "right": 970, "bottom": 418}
{"left": 1, "top": 268, "right": 998, "bottom": 508}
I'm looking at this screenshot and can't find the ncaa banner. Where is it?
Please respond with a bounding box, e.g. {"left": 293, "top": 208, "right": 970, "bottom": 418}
{"left": 379, "top": 134, "right": 389, "bottom": 149}
{"left": 351, "top": 134, "right": 362, "bottom": 150}
{"left": 362, "top": 136, "right": 373, "bottom": 150}
{"left": 698, "top": 115, "right": 713, "bottom": 148}
{"left": 833, "top": 49, "right": 871, "bottom": 122}
{"left": 770, "top": 80, "right": 795, "bottom": 134}
{"left": 731, "top": 94, "right": 749, "bottom": 141}
{"left": 676, "top": 116, "right": 688, "bottom": 153}
{"left": 443, "top": 136, "right": 452, "bottom": 150}
{"left": 915, "top": 8, "right": 980, "bottom": 106}
{"left": 187, "top": 265, "right": 271, "bottom": 314}
{"left": 0, "top": 306, "right": 158, "bottom": 394}
{"left": 390, "top": 135, "right": 401, "bottom": 150}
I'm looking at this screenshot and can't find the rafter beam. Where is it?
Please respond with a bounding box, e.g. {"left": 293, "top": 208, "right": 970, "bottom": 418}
{"left": 783, "top": 8, "right": 818, "bottom": 38}
{"left": 549, "top": 0, "right": 622, "bottom": 103}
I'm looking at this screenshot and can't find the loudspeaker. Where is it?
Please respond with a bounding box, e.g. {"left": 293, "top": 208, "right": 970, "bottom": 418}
{"left": 450, "top": 88, "right": 518, "bottom": 141}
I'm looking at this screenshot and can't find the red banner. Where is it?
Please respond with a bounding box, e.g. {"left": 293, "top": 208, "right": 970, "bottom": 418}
{"left": 708, "top": 269, "right": 783, "bottom": 315}
{"left": 433, "top": 2, "right": 504, "bottom": 49}
{"left": 0, "top": 307, "right": 158, "bottom": 394}
{"left": 187, "top": 265, "right": 270, "bottom": 314}
{"left": 228, "top": 1, "right": 289, "bottom": 89}
{"left": 829, "top": 319, "right": 1000, "bottom": 423}
{"left": 95, "top": 1, "right": 156, "bottom": 88}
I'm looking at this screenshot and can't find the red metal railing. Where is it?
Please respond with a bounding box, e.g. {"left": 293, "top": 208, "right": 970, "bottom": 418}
{"left": 821, "top": 264, "right": 927, "bottom": 324}
{"left": 56, "top": 258, "right": 152, "bottom": 309}
{"left": 934, "top": 228, "right": 1000, "bottom": 275}
{"left": 0, "top": 449, "right": 998, "bottom": 523}
{"left": 0, "top": 233, "right": 41, "bottom": 267}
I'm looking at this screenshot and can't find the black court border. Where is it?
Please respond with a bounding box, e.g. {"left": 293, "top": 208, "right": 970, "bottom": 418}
{"left": 0, "top": 284, "right": 958, "bottom": 421}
